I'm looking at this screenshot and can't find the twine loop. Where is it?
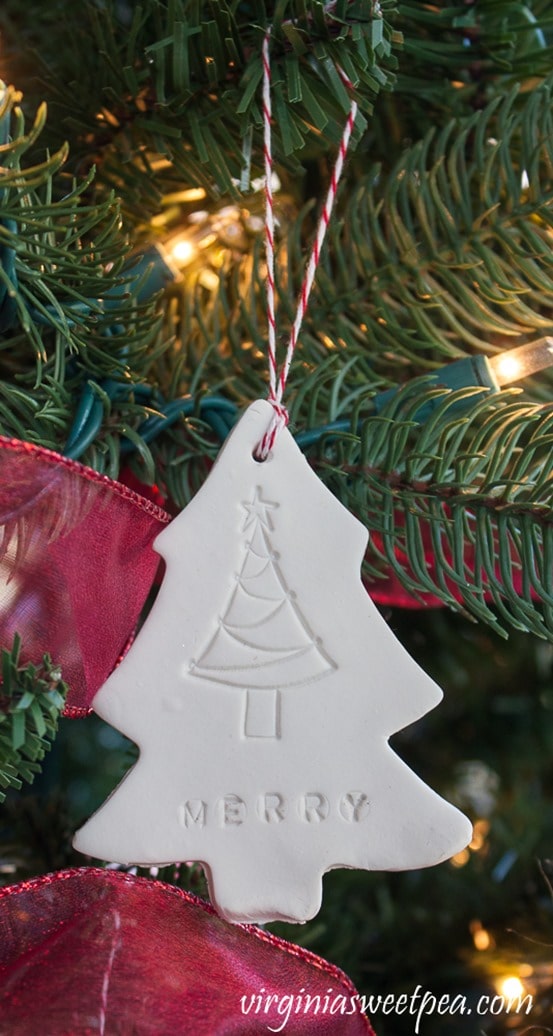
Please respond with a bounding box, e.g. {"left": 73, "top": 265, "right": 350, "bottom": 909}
{"left": 254, "top": 28, "right": 358, "bottom": 460}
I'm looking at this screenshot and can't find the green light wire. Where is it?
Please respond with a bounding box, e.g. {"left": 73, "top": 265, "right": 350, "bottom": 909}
{"left": 63, "top": 351, "right": 506, "bottom": 462}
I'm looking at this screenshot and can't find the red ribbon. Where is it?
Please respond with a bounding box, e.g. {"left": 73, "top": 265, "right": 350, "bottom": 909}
{"left": 0, "top": 437, "right": 169, "bottom": 716}
{"left": 0, "top": 868, "right": 374, "bottom": 1035}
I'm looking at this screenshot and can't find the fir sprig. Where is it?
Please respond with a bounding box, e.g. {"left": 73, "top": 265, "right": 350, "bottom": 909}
{"left": 2, "top": 0, "right": 400, "bottom": 214}
{"left": 0, "top": 635, "right": 67, "bottom": 802}
{"left": 330, "top": 75, "right": 553, "bottom": 385}
{"left": 316, "top": 383, "right": 553, "bottom": 639}
{"left": 375, "top": 0, "right": 553, "bottom": 166}
{"left": 0, "top": 87, "right": 166, "bottom": 455}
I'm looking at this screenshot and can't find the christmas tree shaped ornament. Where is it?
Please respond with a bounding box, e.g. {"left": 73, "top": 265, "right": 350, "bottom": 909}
{"left": 74, "top": 33, "right": 472, "bottom": 923}
{"left": 74, "top": 398, "right": 472, "bottom": 922}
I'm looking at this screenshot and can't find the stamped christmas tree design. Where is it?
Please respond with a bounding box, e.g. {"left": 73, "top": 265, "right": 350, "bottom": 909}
{"left": 190, "top": 487, "right": 336, "bottom": 738}
{"left": 74, "top": 400, "right": 472, "bottom": 924}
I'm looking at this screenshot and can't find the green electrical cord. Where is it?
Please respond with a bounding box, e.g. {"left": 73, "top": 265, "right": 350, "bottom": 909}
{"left": 63, "top": 352, "right": 505, "bottom": 462}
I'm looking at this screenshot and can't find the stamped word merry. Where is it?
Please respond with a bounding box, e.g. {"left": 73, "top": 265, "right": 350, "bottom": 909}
{"left": 177, "top": 791, "right": 370, "bottom": 828}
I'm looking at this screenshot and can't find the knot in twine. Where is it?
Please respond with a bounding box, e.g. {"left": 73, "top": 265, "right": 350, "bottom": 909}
{"left": 254, "top": 400, "right": 289, "bottom": 461}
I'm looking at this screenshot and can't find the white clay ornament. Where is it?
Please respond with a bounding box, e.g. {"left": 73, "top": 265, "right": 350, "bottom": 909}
{"left": 74, "top": 399, "right": 472, "bottom": 924}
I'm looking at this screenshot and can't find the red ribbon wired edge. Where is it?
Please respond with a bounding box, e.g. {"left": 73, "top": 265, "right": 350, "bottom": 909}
{"left": 0, "top": 436, "right": 170, "bottom": 716}
{"left": 0, "top": 867, "right": 374, "bottom": 1036}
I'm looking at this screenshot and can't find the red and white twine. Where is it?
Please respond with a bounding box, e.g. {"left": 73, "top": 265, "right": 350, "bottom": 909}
{"left": 255, "top": 29, "right": 358, "bottom": 460}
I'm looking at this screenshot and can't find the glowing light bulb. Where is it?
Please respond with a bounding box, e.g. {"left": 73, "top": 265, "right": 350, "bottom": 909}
{"left": 450, "top": 848, "right": 470, "bottom": 868}
{"left": 469, "top": 920, "right": 493, "bottom": 951}
{"left": 171, "top": 239, "right": 195, "bottom": 265}
{"left": 496, "top": 976, "right": 525, "bottom": 1000}
{"left": 493, "top": 354, "right": 523, "bottom": 383}
{"left": 473, "top": 928, "right": 491, "bottom": 951}
{"left": 469, "top": 818, "right": 490, "bottom": 852}
{"left": 163, "top": 187, "right": 207, "bottom": 205}
{"left": 488, "top": 336, "right": 553, "bottom": 385}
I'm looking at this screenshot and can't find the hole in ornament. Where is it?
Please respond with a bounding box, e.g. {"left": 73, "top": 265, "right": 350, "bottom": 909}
{"left": 252, "top": 448, "right": 268, "bottom": 463}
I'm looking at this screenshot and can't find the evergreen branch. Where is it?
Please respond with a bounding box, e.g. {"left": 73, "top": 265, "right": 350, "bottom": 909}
{"left": 1, "top": 6, "right": 551, "bottom": 645}
{"left": 3, "top": 0, "right": 400, "bottom": 213}
{"left": 0, "top": 89, "right": 167, "bottom": 455}
{"left": 145, "top": 77, "right": 553, "bottom": 450}
{"left": 0, "top": 635, "right": 67, "bottom": 802}
{"left": 397, "top": 0, "right": 553, "bottom": 80}
{"left": 353, "top": 1, "right": 553, "bottom": 173}
{"left": 167, "top": 76, "right": 553, "bottom": 427}
{"left": 314, "top": 383, "right": 553, "bottom": 638}
{"left": 0, "top": 92, "right": 159, "bottom": 373}
{"left": 322, "top": 75, "right": 553, "bottom": 391}
{"left": 392, "top": 2, "right": 553, "bottom": 112}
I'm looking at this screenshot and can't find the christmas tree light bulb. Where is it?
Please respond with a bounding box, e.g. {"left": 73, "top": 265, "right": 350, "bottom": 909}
{"left": 163, "top": 187, "right": 207, "bottom": 205}
{"left": 472, "top": 927, "right": 491, "bottom": 952}
{"left": 493, "top": 354, "right": 523, "bottom": 382}
{"left": 374, "top": 335, "right": 553, "bottom": 421}
{"left": 488, "top": 336, "right": 553, "bottom": 385}
{"left": 496, "top": 976, "right": 525, "bottom": 999}
{"left": 170, "top": 238, "right": 195, "bottom": 266}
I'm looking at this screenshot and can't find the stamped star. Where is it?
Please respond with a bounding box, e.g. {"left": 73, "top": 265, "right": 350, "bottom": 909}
{"left": 241, "top": 486, "right": 278, "bottom": 532}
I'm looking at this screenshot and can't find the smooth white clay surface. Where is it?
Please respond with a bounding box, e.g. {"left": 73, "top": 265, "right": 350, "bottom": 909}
{"left": 74, "top": 400, "right": 472, "bottom": 923}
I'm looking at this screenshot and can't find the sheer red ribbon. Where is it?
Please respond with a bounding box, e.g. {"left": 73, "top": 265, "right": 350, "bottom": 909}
{"left": 0, "top": 437, "right": 169, "bottom": 716}
{"left": 0, "top": 867, "right": 374, "bottom": 1035}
